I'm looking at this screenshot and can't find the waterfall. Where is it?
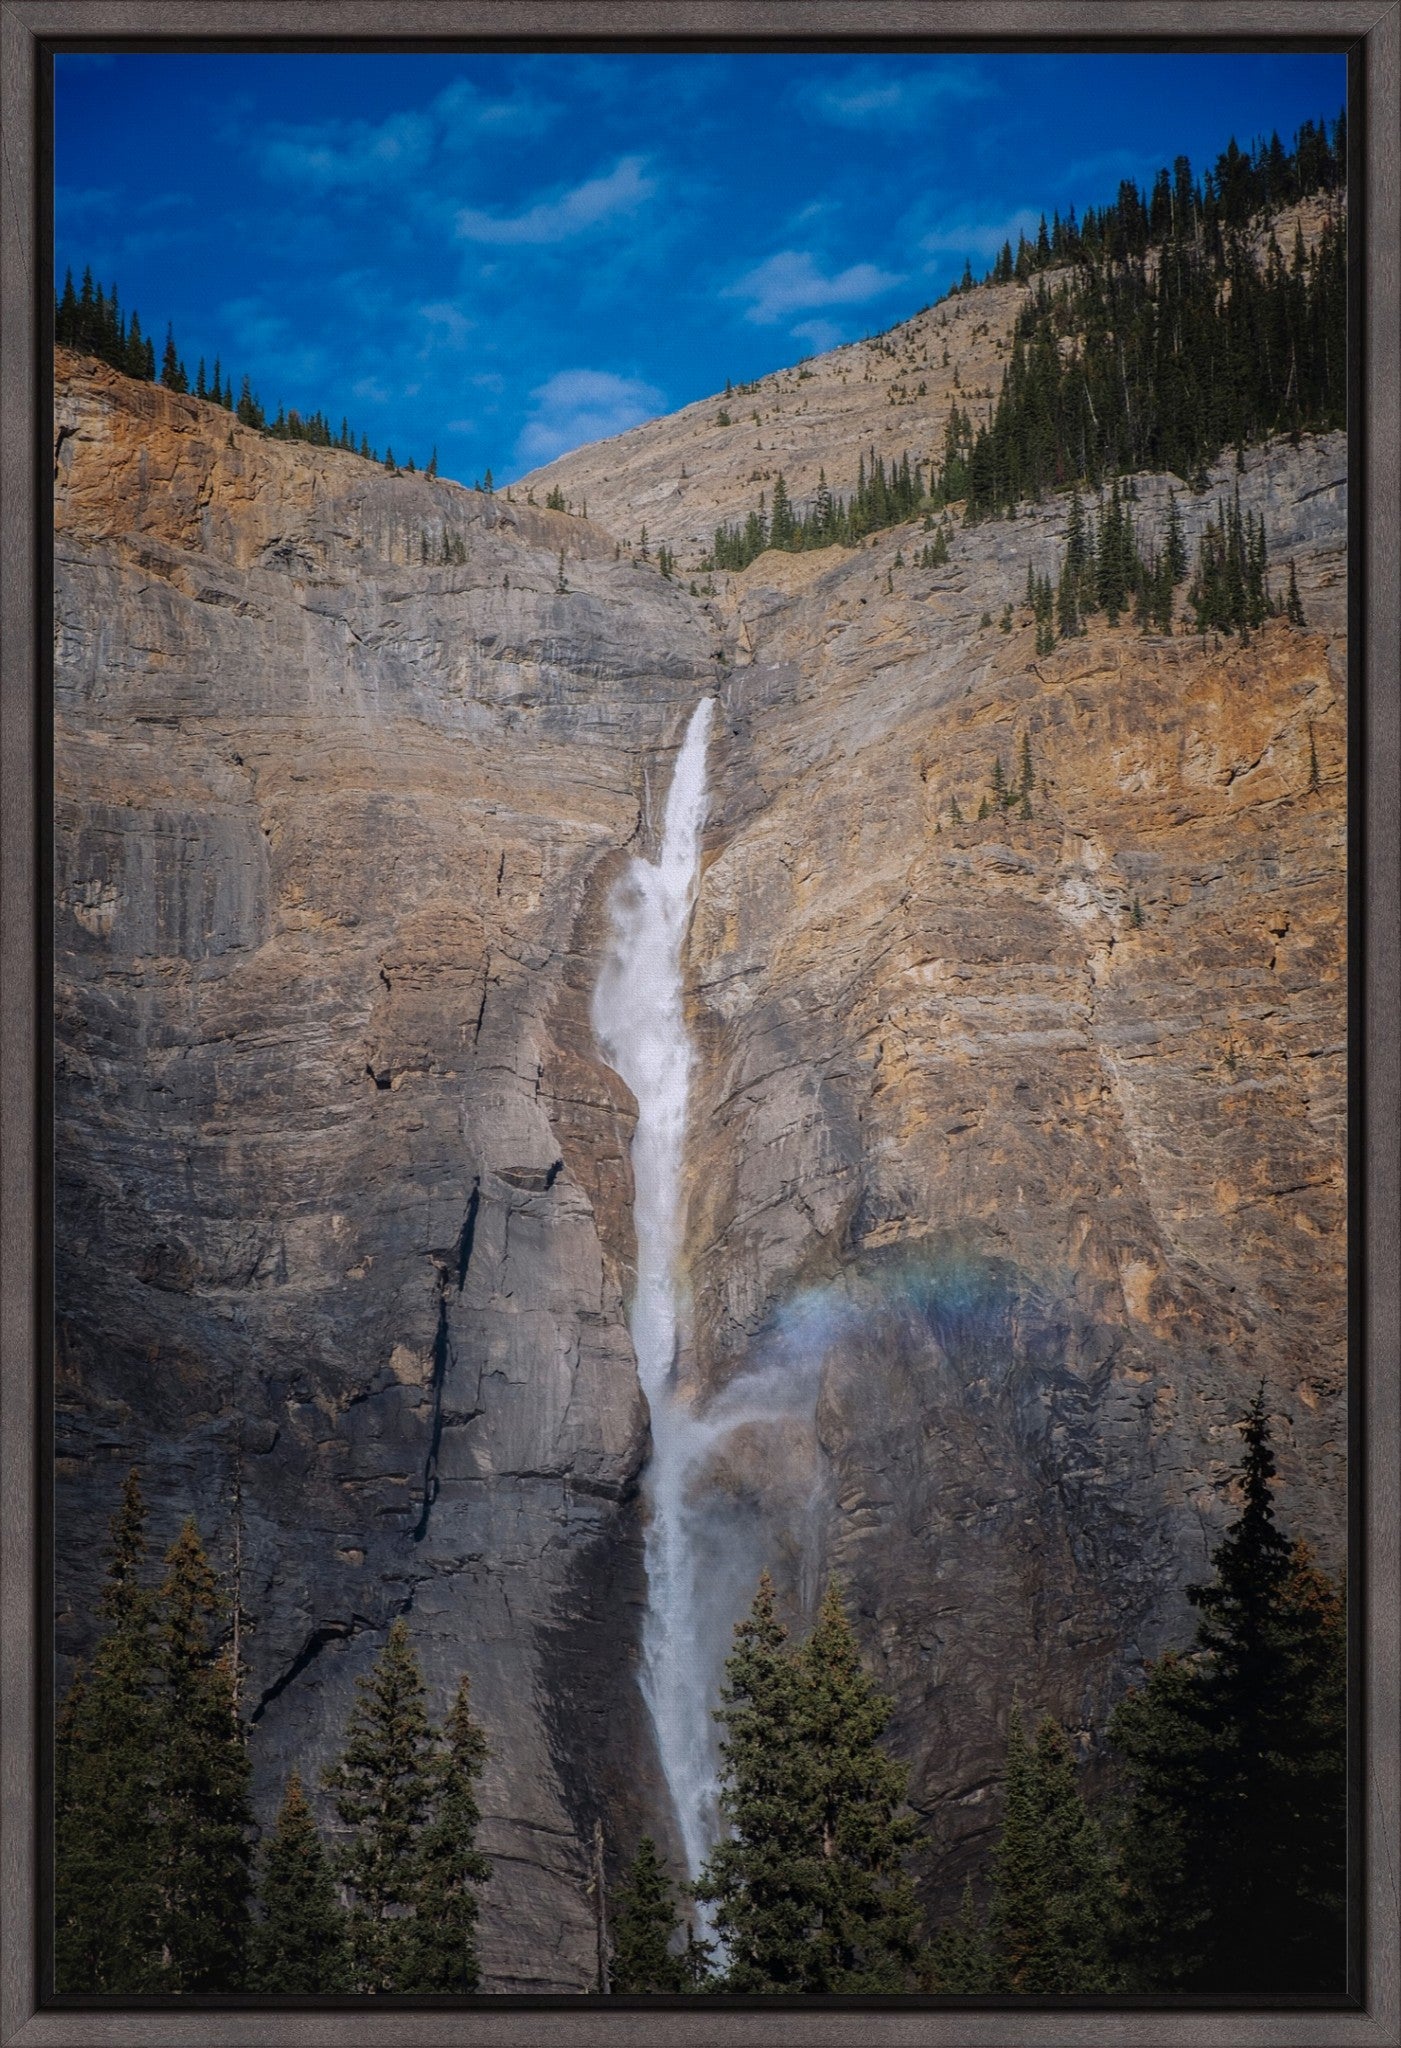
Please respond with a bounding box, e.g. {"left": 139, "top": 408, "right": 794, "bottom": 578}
{"left": 593, "top": 694, "right": 827, "bottom": 1912}
{"left": 592, "top": 696, "right": 719, "bottom": 1884}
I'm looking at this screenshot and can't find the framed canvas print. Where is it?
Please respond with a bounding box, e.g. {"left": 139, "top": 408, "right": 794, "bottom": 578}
{"left": 1, "top": 5, "right": 1397, "bottom": 2046}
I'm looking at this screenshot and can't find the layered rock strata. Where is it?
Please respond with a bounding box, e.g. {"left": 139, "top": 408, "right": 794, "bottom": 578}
{"left": 53, "top": 352, "right": 712, "bottom": 1987}
{"left": 53, "top": 335, "right": 1346, "bottom": 1973}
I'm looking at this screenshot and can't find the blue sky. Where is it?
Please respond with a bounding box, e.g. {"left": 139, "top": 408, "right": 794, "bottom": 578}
{"left": 56, "top": 50, "right": 1346, "bottom": 485}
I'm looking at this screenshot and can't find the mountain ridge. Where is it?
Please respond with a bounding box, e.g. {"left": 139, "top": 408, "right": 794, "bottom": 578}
{"left": 52, "top": 256, "right": 1347, "bottom": 1986}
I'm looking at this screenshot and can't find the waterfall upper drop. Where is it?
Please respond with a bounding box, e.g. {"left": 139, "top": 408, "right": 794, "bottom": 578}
{"left": 592, "top": 695, "right": 717, "bottom": 1883}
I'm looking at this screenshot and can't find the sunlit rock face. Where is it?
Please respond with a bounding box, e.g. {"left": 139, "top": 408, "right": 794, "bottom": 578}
{"left": 681, "top": 439, "right": 1347, "bottom": 1894}
{"left": 54, "top": 330, "right": 1345, "bottom": 1980}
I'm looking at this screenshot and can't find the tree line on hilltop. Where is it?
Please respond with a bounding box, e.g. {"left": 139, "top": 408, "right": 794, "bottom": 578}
{"left": 706, "top": 109, "right": 1345, "bottom": 572}
{"left": 977, "top": 114, "right": 1343, "bottom": 285}
{"left": 54, "top": 266, "right": 441, "bottom": 478}
{"left": 56, "top": 1397, "right": 1345, "bottom": 2000}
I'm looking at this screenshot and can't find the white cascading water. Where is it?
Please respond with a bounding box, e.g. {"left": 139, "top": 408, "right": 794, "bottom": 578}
{"left": 594, "top": 695, "right": 827, "bottom": 1913}
{"left": 592, "top": 696, "right": 720, "bottom": 1883}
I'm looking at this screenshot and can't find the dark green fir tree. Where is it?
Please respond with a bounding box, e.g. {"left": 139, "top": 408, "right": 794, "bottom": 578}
{"left": 150, "top": 1518, "right": 254, "bottom": 1991}
{"left": 1109, "top": 1392, "right": 1347, "bottom": 1994}
{"left": 696, "top": 1576, "right": 920, "bottom": 1993}
{"left": 989, "top": 1708, "right": 1117, "bottom": 1994}
{"left": 54, "top": 1469, "right": 163, "bottom": 1993}
{"left": 407, "top": 1675, "right": 492, "bottom": 1993}
{"left": 324, "top": 1618, "right": 438, "bottom": 1994}
{"left": 1287, "top": 560, "right": 1308, "bottom": 627}
{"left": 795, "top": 1582, "right": 921, "bottom": 1992}
{"left": 160, "top": 324, "right": 188, "bottom": 393}
{"left": 249, "top": 1772, "right": 352, "bottom": 1994}
{"left": 609, "top": 1837, "right": 685, "bottom": 1993}
{"left": 923, "top": 1881, "right": 999, "bottom": 1994}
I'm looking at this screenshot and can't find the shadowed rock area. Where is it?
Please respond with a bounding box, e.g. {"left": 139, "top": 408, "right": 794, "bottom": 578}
{"left": 54, "top": 300, "right": 1346, "bottom": 1980}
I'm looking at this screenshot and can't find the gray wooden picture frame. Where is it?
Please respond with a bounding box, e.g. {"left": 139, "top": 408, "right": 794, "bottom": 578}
{"left": 2, "top": 5, "right": 1397, "bottom": 2044}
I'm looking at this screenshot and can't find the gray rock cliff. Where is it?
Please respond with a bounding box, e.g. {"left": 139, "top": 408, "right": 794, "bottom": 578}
{"left": 54, "top": 338, "right": 1346, "bottom": 1981}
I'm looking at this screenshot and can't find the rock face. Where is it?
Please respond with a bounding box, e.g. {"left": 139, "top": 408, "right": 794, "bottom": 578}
{"left": 54, "top": 307, "right": 1347, "bottom": 1980}
{"left": 53, "top": 352, "right": 713, "bottom": 1987}
{"left": 680, "top": 447, "right": 1347, "bottom": 1889}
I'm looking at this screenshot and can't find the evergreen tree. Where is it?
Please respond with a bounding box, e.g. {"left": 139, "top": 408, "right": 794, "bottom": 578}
{"left": 150, "top": 1519, "right": 254, "bottom": 1991}
{"left": 924, "top": 1882, "right": 999, "bottom": 1993}
{"left": 1109, "top": 1392, "right": 1347, "bottom": 1993}
{"left": 249, "top": 1773, "right": 352, "bottom": 1994}
{"left": 56, "top": 1480, "right": 254, "bottom": 1995}
{"left": 160, "top": 325, "right": 187, "bottom": 393}
{"left": 324, "top": 1618, "right": 438, "bottom": 1993}
{"left": 54, "top": 1470, "right": 163, "bottom": 1992}
{"left": 696, "top": 1576, "right": 919, "bottom": 1993}
{"left": 693, "top": 1574, "right": 805, "bottom": 1989}
{"left": 1308, "top": 720, "right": 1321, "bottom": 791}
{"left": 609, "top": 1838, "right": 684, "bottom": 1993}
{"left": 406, "top": 1676, "right": 491, "bottom": 1994}
{"left": 794, "top": 1583, "right": 921, "bottom": 1992}
{"left": 956, "top": 116, "right": 1346, "bottom": 518}
{"left": 1165, "top": 491, "right": 1188, "bottom": 582}
{"left": 680, "top": 1925, "right": 719, "bottom": 1990}
{"left": 1287, "top": 559, "right": 1307, "bottom": 626}
{"left": 1056, "top": 552, "right": 1081, "bottom": 638}
{"left": 989, "top": 1709, "right": 1117, "bottom": 1994}
{"left": 56, "top": 266, "right": 78, "bottom": 346}
{"left": 769, "top": 473, "right": 795, "bottom": 550}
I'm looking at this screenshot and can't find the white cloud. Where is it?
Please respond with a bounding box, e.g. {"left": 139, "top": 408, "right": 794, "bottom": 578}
{"left": 456, "top": 156, "right": 655, "bottom": 245}
{"left": 921, "top": 208, "right": 1041, "bottom": 261}
{"left": 723, "top": 249, "right": 904, "bottom": 326}
{"left": 55, "top": 185, "right": 117, "bottom": 219}
{"left": 418, "top": 301, "right": 474, "bottom": 352}
{"left": 515, "top": 367, "right": 663, "bottom": 467}
{"left": 260, "top": 111, "right": 434, "bottom": 193}
{"left": 256, "top": 78, "right": 558, "bottom": 196}
{"left": 431, "top": 75, "right": 558, "bottom": 141}
{"left": 791, "top": 318, "right": 845, "bottom": 354}
{"left": 806, "top": 61, "right": 989, "bottom": 130}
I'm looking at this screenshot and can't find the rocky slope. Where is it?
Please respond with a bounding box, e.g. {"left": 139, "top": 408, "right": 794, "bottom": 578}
{"left": 53, "top": 294, "right": 1347, "bottom": 1980}
{"left": 517, "top": 194, "right": 1339, "bottom": 567}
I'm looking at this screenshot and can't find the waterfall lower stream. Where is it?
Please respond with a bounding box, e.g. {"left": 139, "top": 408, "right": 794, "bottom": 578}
{"left": 592, "top": 696, "right": 719, "bottom": 1886}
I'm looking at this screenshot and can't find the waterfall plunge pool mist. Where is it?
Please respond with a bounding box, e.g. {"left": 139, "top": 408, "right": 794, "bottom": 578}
{"left": 592, "top": 699, "right": 829, "bottom": 1906}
